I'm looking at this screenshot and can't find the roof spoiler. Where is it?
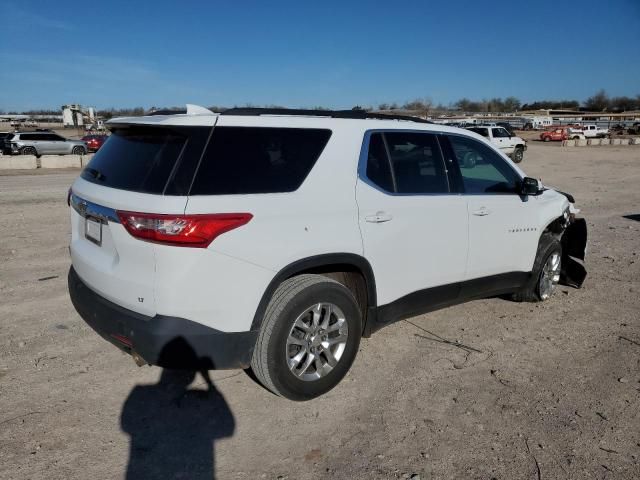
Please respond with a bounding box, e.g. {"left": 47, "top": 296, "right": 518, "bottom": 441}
{"left": 147, "top": 104, "right": 216, "bottom": 116}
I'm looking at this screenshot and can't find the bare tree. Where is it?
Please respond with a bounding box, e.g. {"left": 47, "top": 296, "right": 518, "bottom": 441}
{"left": 584, "top": 89, "right": 610, "bottom": 111}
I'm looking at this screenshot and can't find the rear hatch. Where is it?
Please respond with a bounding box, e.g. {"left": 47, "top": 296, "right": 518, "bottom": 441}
{"left": 70, "top": 124, "right": 212, "bottom": 316}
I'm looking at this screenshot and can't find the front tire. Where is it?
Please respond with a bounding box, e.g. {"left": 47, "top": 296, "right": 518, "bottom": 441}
{"left": 513, "top": 234, "right": 562, "bottom": 302}
{"left": 512, "top": 147, "right": 524, "bottom": 163}
{"left": 250, "top": 274, "right": 362, "bottom": 401}
{"left": 72, "top": 146, "right": 86, "bottom": 155}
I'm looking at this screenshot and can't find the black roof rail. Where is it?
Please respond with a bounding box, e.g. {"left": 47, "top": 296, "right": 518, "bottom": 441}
{"left": 148, "top": 108, "right": 187, "bottom": 116}
{"left": 221, "top": 107, "right": 432, "bottom": 124}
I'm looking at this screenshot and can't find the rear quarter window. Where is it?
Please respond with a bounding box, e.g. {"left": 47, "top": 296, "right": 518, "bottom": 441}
{"left": 80, "top": 126, "right": 211, "bottom": 195}
{"left": 189, "top": 127, "right": 332, "bottom": 195}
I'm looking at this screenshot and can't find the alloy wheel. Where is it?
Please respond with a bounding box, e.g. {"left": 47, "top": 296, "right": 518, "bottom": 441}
{"left": 285, "top": 302, "right": 348, "bottom": 381}
{"left": 538, "top": 252, "right": 561, "bottom": 300}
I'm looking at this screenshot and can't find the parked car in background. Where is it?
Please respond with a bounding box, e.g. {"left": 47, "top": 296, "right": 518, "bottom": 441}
{"left": 540, "top": 128, "right": 568, "bottom": 142}
{"left": 466, "top": 125, "right": 527, "bottom": 162}
{"left": 81, "top": 134, "right": 108, "bottom": 152}
{"left": 581, "top": 124, "right": 609, "bottom": 138}
{"left": 6, "top": 132, "right": 87, "bottom": 156}
{"left": 566, "top": 128, "right": 586, "bottom": 140}
{"left": 496, "top": 122, "right": 517, "bottom": 136}
{"left": 627, "top": 122, "right": 640, "bottom": 135}
{"left": 0, "top": 131, "right": 13, "bottom": 154}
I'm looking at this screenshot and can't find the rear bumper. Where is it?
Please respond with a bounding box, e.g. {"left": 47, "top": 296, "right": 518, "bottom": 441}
{"left": 68, "top": 266, "right": 258, "bottom": 369}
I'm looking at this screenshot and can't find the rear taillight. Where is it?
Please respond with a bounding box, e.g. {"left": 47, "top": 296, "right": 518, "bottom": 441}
{"left": 116, "top": 211, "right": 252, "bottom": 248}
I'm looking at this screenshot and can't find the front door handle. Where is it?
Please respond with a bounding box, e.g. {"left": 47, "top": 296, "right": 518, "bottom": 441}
{"left": 365, "top": 211, "right": 393, "bottom": 223}
{"left": 472, "top": 207, "right": 491, "bottom": 216}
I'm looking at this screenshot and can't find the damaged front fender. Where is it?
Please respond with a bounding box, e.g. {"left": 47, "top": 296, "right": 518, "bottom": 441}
{"left": 560, "top": 217, "right": 587, "bottom": 288}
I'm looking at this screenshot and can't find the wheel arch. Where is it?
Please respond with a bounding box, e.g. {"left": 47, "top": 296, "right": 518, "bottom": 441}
{"left": 21, "top": 145, "right": 39, "bottom": 156}
{"left": 250, "top": 253, "right": 378, "bottom": 336}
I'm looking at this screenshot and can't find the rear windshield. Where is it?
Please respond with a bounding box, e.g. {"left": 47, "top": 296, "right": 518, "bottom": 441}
{"left": 80, "top": 126, "right": 210, "bottom": 194}
{"left": 190, "top": 127, "right": 332, "bottom": 195}
{"left": 80, "top": 125, "right": 331, "bottom": 195}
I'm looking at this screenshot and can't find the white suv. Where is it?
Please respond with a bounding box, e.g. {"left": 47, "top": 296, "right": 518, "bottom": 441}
{"left": 67, "top": 106, "right": 588, "bottom": 400}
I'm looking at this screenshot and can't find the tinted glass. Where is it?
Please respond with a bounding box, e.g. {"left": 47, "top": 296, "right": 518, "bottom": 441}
{"left": 492, "top": 128, "right": 510, "bottom": 138}
{"left": 365, "top": 133, "right": 394, "bottom": 192}
{"left": 385, "top": 132, "right": 449, "bottom": 194}
{"left": 448, "top": 135, "right": 520, "bottom": 194}
{"left": 19, "top": 133, "right": 37, "bottom": 140}
{"left": 190, "top": 127, "right": 331, "bottom": 195}
{"left": 81, "top": 126, "right": 210, "bottom": 194}
{"left": 469, "top": 127, "right": 489, "bottom": 138}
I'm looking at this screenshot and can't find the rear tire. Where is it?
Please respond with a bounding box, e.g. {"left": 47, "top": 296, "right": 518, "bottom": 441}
{"left": 250, "top": 274, "right": 362, "bottom": 401}
{"left": 512, "top": 234, "right": 562, "bottom": 302}
{"left": 21, "top": 146, "right": 37, "bottom": 156}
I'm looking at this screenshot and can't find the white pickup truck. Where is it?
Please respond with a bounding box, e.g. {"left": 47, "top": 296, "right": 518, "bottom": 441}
{"left": 581, "top": 124, "right": 609, "bottom": 138}
{"left": 467, "top": 125, "right": 527, "bottom": 163}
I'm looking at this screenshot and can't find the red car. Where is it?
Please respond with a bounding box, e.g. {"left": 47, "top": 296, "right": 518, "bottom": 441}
{"left": 539, "top": 127, "right": 568, "bottom": 142}
{"left": 81, "top": 134, "right": 109, "bottom": 152}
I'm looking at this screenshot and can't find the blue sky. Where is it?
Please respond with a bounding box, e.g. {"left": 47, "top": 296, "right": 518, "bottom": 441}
{"left": 1, "top": 0, "right": 639, "bottom": 111}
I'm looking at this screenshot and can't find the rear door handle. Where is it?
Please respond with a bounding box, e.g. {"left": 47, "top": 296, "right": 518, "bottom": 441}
{"left": 365, "top": 211, "right": 393, "bottom": 223}
{"left": 472, "top": 207, "right": 491, "bottom": 216}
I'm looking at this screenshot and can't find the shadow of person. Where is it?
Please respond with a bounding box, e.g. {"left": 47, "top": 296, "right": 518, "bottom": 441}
{"left": 121, "top": 342, "right": 235, "bottom": 479}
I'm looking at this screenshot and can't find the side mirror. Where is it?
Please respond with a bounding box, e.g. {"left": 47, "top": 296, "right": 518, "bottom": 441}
{"left": 520, "top": 177, "right": 541, "bottom": 196}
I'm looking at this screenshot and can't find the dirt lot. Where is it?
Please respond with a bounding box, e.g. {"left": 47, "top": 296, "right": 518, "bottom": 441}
{"left": 1, "top": 143, "right": 639, "bottom": 479}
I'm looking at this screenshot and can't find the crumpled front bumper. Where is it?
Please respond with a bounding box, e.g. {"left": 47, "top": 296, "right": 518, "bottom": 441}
{"left": 560, "top": 217, "right": 587, "bottom": 288}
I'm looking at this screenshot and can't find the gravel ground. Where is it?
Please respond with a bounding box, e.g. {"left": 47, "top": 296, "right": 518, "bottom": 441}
{"left": 0, "top": 143, "right": 639, "bottom": 479}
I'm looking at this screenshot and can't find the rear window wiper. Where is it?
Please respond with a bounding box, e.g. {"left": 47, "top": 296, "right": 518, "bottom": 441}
{"left": 85, "top": 167, "right": 106, "bottom": 181}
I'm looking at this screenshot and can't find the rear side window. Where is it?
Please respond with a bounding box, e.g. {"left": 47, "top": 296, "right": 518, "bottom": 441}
{"left": 469, "top": 127, "right": 489, "bottom": 138}
{"left": 363, "top": 131, "right": 449, "bottom": 194}
{"left": 81, "top": 126, "right": 211, "bottom": 195}
{"left": 189, "top": 127, "right": 331, "bottom": 195}
{"left": 43, "top": 134, "right": 63, "bottom": 141}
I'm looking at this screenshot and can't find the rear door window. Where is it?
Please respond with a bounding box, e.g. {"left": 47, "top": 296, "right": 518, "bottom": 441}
{"left": 363, "top": 131, "right": 450, "bottom": 194}
{"left": 189, "top": 127, "right": 331, "bottom": 195}
{"left": 365, "top": 133, "right": 394, "bottom": 192}
{"left": 44, "top": 134, "right": 63, "bottom": 141}
{"left": 81, "top": 126, "right": 211, "bottom": 195}
{"left": 385, "top": 132, "right": 449, "bottom": 194}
